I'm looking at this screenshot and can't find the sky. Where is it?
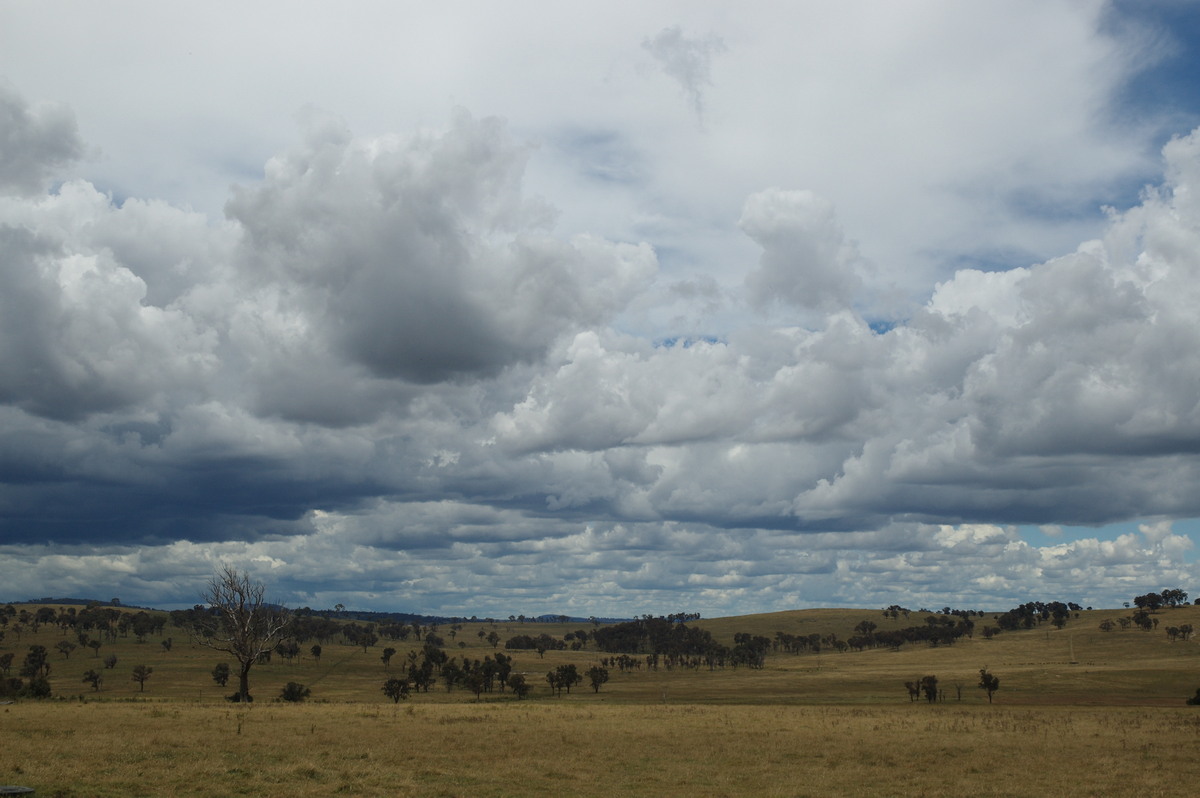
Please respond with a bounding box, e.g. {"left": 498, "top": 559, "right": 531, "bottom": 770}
{"left": 3, "top": 0, "right": 1200, "bottom": 617}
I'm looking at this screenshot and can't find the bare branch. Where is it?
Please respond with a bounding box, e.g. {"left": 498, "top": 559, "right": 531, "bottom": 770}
{"left": 190, "top": 565, "right": 291, "bottom": 702}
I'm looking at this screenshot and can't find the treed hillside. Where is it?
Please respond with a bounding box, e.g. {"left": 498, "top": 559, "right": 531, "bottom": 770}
{"left": 2, "top": 589, "right": 1198, "bottom": 706}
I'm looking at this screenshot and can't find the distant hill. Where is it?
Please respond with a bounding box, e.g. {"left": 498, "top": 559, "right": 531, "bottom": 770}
{"left": 8, "top": 597, "right": 152, "bottom": 610}
{"left": 2, "top": 596, "right": 631, "bottom": 625}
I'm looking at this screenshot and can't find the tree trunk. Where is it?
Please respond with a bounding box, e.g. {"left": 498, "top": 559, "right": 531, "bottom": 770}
{"left": 238, "top": 662, "right": 252, "bottom": 702}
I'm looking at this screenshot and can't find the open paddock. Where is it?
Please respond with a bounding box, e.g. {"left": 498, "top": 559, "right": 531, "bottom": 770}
{"left": 4, "top": 700, "right": 1199, "bottom": 797}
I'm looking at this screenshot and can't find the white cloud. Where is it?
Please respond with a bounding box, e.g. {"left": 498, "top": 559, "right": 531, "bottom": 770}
{"left": 226, "top": 110, "right": 656, "bottom": 389}
{"left": 1, "top": 517, "right": 1191, "bottom": 615}
{"left": 1, "top": 4, "right": 1199, "bottom": 615}
{"left": 740, "top": 189, "right": 864, "bottom": 314}
{"left": 642, "top": 26, "right": 727, "bottom": 119}
{"left": 0, "top": 182, "right": 222, "bottom": 420}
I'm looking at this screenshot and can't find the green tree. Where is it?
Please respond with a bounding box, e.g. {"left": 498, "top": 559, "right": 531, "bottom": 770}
{"left": 382, "top": 677, "right": 411, "bottom": 703}
{"left": 586, "top": 665, "right": 609, "bottom": 693}
{"left": 491, "top": 652, "right": 513, "bottom": 691}
{"left": 440, "top": 659, "right": 463, "bottom": 692}
{"left": 56, "top": 640, "right": 77, "bottom": 659}
{"left": 853, "top": 619, "right": 878, "bottom": 639}
{"left": 131, "top": 664, "right": 153, "bottom": 692}
{"left": 381, "top": 647, "right": 397, "bottom": 669}
{"left": 310, "top": 644, "right": 322, "bottom": 662}
{"left": 463, "top": 668, "right": 487, "bottom": 700}
{"left": 978, "top": 668, "right": 1000, "bottom": 703}
{"left": 34, "top": 606, "right": 56, "bottom": 629}
{"left": 82, "top": 669, "right": 103, "bottom": 691}
{"left": 1133, "top": 592, "right": 1164, "bottom": 612}
{"left": 103, "top": 653, "right": 118, "bottom": 670}
{"left": 130, "top": 612, "right": 157, "bottom": 643}
{"left": 1161, "top": 588, "right": 1188, "bottom": 608}
{"left": 552, "top": 664, "right": 581, "bottom": 695}
{"left": 920, "top": 674, "right": 939, "bottom": 703}
{"left": 21, "top": 677, "right": 52, "bottom": 698}
{"left": 487, "top": 631, "right": 501, "bottom": 649}
{"left": 187, "top": 565, "right": 292, "bottom": 703}
{"left": 507, "top": 673, "right": 529, "bottom": 699}
{"left": 21, "top": 645, "right": 51, "bottom": 680}
{"left": 274, "top": 640, "right": 300, "bottom": 662}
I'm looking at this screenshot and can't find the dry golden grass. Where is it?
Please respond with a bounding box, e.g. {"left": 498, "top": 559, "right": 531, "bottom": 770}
{"left": 5, "top": 701, "right": 1200, "bottom": 797}
{"left": 4, "top": 604, "right": 1200, "bottom": 795}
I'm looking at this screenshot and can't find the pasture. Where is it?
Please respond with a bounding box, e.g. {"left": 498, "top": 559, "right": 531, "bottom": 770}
{"left": 3, "top": 603, "right": 1200, "bottom": 796}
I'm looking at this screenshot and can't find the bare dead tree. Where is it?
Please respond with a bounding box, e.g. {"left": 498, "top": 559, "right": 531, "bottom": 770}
{"left": 189, "top": 565, "right": 291, "bottom": 702}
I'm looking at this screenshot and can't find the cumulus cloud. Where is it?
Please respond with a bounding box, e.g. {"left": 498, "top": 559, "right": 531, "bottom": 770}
{"left": 0, "top": 80, "right": 82, "bottom": 196}
{"left": 489, "top": 128, "right": 1200, "bottom": 541}
{"left": 740, "top": 189, "right": 865, "bottom": 313}
{"left": 226, "top": 110, "right": 656, "bottom": 389}
{"left": 0, "top": 101, "right": 664, "bottom": 549}
{"left": 2, "top": 30, "right": 1200, "bottom": 614}
{"left": 1, "top": 517, "right": 1190, "bottom": 615}
{"left": 0, "top": 183, "right": 222, "bottom": 420}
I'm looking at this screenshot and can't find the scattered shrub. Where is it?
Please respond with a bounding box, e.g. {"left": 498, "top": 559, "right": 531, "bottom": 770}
{"left": 280, "top": 681, "right": 311, "bottom": 702}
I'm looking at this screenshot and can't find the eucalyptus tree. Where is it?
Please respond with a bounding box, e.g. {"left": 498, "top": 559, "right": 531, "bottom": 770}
{"left": 382, "top": 677, "right": 411, "bottom": 703}
{"left": 187, "top": 565, "right": 291, "bottom": 702}
{"left": 587, "top": 665, "right": 609, "bottom": 693}
{"left": 131, "top": 664, "right": 153, "bottom": 691}
{"left": 978, "top": 668, "right": 1000, "bottom": 703}
{"left": 82, "top": 669, "right": 103, "bottom": 691}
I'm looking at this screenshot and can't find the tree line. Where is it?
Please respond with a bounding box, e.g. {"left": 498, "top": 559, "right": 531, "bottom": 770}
{"left": 4, "top": 579, "right": 1196, "bottom": 703}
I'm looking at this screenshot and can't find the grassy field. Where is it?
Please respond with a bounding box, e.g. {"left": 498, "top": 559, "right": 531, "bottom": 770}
{"left": 3, "top": 603, "right": 1200, "bottom": 796}
{"left": 6, "top": 701, "right": 1200, "bottom": 797}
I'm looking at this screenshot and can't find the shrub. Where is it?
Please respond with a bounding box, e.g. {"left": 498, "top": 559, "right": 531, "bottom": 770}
{"left": 212, "top": 662, "right": 231, "bottom": 687}
{"left": 22, "top": 676, "right": 52, "bottom": 698}
{"left": 280, "top": 682, "right": 311, "bottom": 702}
